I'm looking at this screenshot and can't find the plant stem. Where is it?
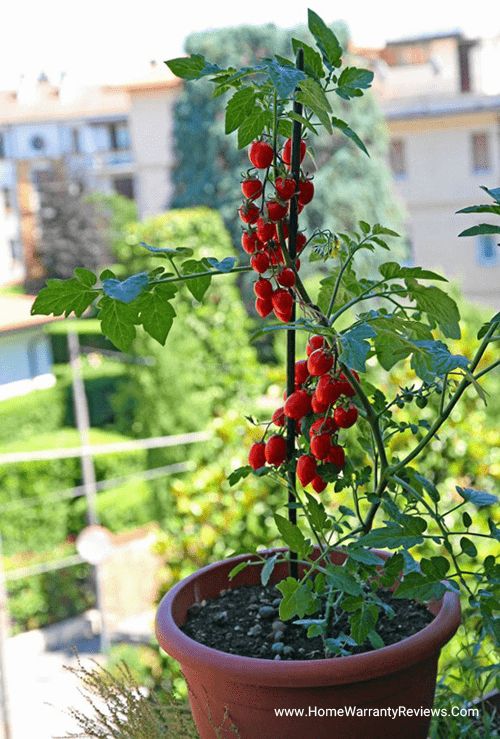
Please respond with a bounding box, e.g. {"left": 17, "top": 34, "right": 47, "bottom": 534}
{"left": 392, "top": 474, "right": 474, "bottom": 597}
{"left": 389, "top": 320, "right": 498, "bottom": 477}
{"left": 153, "top": 265, "right": 252, "bottom": 284}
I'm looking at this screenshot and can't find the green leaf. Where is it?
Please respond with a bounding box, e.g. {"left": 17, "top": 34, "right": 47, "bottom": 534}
{"left": 237, "top": 106, "right": 268, "bottom": 149}
{"left": 456, "top": 204, "right": 500, "bottom": 216}
{"left": 359, "top": 519, "right": 427, "bottom": 549}
{"left": 392, "top": 571, "right": 447, "bottom": 601}
{"left": 367, "top": 630, "right": 385, "bottom": 649}
{"left": 141, "top": 242, "right": 194, "bottom": 259}
{"left": 31, "top": 276, "right": 99, "bottom": 318}
{"left": 480, "top": 185, "right": 500, "bottom": 203}
{"left": 165, "top": 54, "right": 214, "bottom": 80}
{"left": 379, "top": 261, "right": 447, "bottom": 282}
{"left": 347, "top": 547, "right": 386, "bottom": 566}
{"left": 325, "top": 565, "right": 362, "bottom": 596}
{"left": 414, "top": 473, "right": 440, "bottom": 504}
{"left": 98, "top": 296, "right": 139, "bottom": 352}
{"left": 304, "top": 492, "right": 328, "bottom": 531}
{"left": 488, "top": 518, "right": 500, "bottom": 541}
{"left": 349, "top": 602, "right": 378, "bottom": 644}
{"left": 460, "top": 537, "right": 478, "bottom": 558}
{"left": 331, "top": 116, "right": 369, "bottom": 156}
{"left": 206, "top": 256, "right": 237, "bottom": 273}
{"left": 307, "top": 9, "right": 342, "bottom": 70}
{"left": 228, "top": 466, "right": 252, "bottom": 486}
{"left": 477, "top": 311, "right": 500, "bottom": 339}
{"left": 458, "top": 224, "right": 500, "bottom": 237}
{"left": 261, "top": 57, "right": 306, "bottom": 99}
{"left": 291, "top": 38, "right": 324, "bottom": 79}
{"left": 409, "top": 339, "right": 469, "bottom": 381}
{"left": 276, "top": 577, "right": 300, "bottom": 620}
{"left": 456, "top": 486, "right": 498, "bottom": 507}
{"left": 136, "top": 283, "right": 177, "bottom": 345}
{"left": 261, "top": 554, "right": 279, "bottom": 587}
{"left": 277, "top": 118, "right": 293, "bottom": 139}
{"left": 100, "top": 269, "right": 116, "bottom": 280}
{"left": 181, "top": 259, "right": 212, "bottom": 302}
{"left": 296, "top": 77, "right": 333, "bottom": 133}
{"left": 336, "top": 66, "right": 374, "bottom": 99}
{"left": 408, "top": 282, "right": 461, "bottom": 339}
{"left": 73, "top": 268, "right": 97, "bottom": 288}
{"left": 228, "top": 561, "right": 250, "bottom": 580}
{"left": 462, "top": 511, "right": 472, "bottom": 528}
{"left": 338, "top": 323, "right": 376, "bottom": 372}
{"left": 372, "top": 225, "right": 401, "bottom": 237}
{"left": 225, "top": 87, "right": 256, "bottom": 135}
{"left": 274, "top": 514, "right": 310, "bottom": 560}
{"left": 380, "top": 552, "right": 405, "bottom": 584}
{"left": 286, "top": 111, "right": 318, "bottom": 135}
{"left": 420, "top": 556, "right": 450, "bottom": 580}
{"left": 102, "top": 273, "right": 149, "bottom": 304}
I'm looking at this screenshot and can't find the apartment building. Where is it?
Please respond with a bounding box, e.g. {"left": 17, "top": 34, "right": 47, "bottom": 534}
{"left": 367, "top": 31, "right": 500, "bottom": 308}
{"left": 0, "top": 74, "right": 140, "bottom": 285}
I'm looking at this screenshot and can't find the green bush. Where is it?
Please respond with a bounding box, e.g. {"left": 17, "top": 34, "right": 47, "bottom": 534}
{"left": 71, "top": 480, "right": 157, "bottom": 533}
{"left": 0, "top": 428, "right": 149, "bottom": 554}
{"left": 0, "top": 384, "right": 66, "bottom": 445}
{"left": 6, "top": 561, "right": 95, "bottom": 634}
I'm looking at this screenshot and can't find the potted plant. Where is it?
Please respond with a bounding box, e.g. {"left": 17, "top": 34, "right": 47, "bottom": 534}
{"left": 31, "top": 9, "right": 500, "bottom": 739}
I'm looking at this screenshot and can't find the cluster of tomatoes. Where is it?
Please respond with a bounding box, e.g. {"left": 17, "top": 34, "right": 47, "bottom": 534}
{"left": 248, "top": 335, "right": 359, "bottom": 493}
{"left": 240, "top": 138, "right": 314, "bottom": 323}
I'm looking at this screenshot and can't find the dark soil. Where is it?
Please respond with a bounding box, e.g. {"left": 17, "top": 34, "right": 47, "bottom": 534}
{"left": 181, "top": 582, "right": 435, "bottom": 661}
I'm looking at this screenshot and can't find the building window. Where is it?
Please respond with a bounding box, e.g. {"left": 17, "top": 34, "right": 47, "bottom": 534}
{"left": 30, "top": 135, "right": 46, "bottom": 152}
{"left": 71, "top": 128, "right": 80, "bottom": 153}
{"left": 9, "top": 239, "right": 23, "bottom": 262}
{"left": 389, "top": 139, "right": 407, "bottom": 177}
{"left": 113, "top": 177, "right": 134, "bottom": 200}
{"left": 476, "top": 234, "right": 499, "bottom": 267}
{"left": 458, "top": 42, "right": 472, "bottom": 92}
{"left": 108, "top": 121, "right": 130, "bottom": 151}
{"left": 471, "top": 133, "right": 490, "bottom": 173}
{"left": 31, "top": 166, "right": 57, "bottom": 188}
{"left": 2, "top": 187, "right": 12, "bottom": 211}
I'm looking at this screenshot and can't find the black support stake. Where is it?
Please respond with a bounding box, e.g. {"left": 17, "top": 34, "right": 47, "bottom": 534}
{"left": 286, "top": 47, "right": 304, "bottom": 581}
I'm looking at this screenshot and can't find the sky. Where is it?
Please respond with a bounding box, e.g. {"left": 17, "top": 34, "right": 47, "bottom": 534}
{"left": 1, "top": 0, "right": 499, "bottom": 90}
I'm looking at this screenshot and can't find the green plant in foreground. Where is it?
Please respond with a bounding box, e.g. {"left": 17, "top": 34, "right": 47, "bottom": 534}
{"left": 32, "top": 9, "right": 500, "bottom": 666}
{"left": 58, "top": 656, "right": 201, "bottom": 738}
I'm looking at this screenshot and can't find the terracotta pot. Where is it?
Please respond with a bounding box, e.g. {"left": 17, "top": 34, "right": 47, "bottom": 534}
{"left": 155, "top": 548, "right": 461, "bottom": 739}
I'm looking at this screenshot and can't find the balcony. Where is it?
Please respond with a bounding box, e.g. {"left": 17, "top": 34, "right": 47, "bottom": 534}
{"left": 92, "top": 149, "right": 133, "bottom": 171}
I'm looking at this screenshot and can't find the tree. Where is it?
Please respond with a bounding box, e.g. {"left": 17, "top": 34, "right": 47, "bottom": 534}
{"left": 34, "top": 180, "right": 109, "bottom": 282}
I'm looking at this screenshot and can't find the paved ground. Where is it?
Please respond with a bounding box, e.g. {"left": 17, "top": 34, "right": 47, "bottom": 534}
{"left": 1, "top": 611, "right": 156, "bottom": 739}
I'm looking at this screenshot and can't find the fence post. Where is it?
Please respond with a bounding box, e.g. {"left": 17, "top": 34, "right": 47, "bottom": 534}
{"left": 68, "top": 330, "right": 107, "bottom": 650}
{"left": 67, "top": 329, "right": 98, "bottom": 525}
{"left": 0, "top": 536, "right": 12, "bottom": 739}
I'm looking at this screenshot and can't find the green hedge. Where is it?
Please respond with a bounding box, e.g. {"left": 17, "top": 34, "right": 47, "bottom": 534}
{"left": 0, "top": 361, "right": 128, "bottom": 446}
{"left": 6, "top": 561, "right": 95, "bottom": 634}
{"left": 0, "top": 428, "right": 150, "bottom": 555}
{"left": 0, "top": 385, "right": 66, "bottom": 446}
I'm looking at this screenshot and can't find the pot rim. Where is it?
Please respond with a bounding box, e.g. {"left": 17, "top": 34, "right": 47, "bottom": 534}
{"left": 155, "top": 547, "right": 462, "bottom": 687}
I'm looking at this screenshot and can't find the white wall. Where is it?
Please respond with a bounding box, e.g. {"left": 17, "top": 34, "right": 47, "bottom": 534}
{"left": 0, "top": 329, "right": 56, "bottom": 400}
{"left": 127, "top": 88, "right": 180, "bottom": 218}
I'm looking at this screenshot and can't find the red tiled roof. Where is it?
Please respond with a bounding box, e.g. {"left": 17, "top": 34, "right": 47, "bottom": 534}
{"left": 0, "top": 294, "right": 62, "bottom": 333}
